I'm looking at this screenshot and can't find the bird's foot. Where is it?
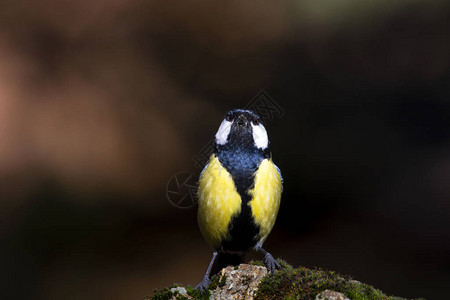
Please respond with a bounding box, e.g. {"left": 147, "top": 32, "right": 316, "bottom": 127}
{"left": 194, "top": 275, "right": 211, "bottom": 292}
{"left": 264, "top": 252, "right": 281, "bottom": 273}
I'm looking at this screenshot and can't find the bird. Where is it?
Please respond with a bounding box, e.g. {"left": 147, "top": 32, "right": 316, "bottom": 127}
{"left": 195, "top": 109, "right": 283, "bottom": 291}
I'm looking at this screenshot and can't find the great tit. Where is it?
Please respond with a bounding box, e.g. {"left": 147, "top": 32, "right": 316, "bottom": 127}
{"left": 195, "top": 109, "right": 282, "bottom": 291}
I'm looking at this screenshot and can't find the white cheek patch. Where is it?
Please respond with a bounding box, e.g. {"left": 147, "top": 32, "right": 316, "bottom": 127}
{"left": 251, "top": 123, "right": 268, "bottom": 149}
{"left": 215, "top": 120, "right": 232, "bottom": 145}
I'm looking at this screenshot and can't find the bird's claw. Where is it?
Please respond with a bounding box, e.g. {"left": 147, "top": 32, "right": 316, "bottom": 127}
{"left": 194, "top": 275, "right": 211, "bottom": 292}
{"left": 264, "top": 253, "right": 281, "bottom": 273}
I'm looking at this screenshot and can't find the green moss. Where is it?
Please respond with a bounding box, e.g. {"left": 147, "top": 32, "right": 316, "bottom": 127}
{"left": 208, "top": 272, "right": 227, "bottom": 290}
{"left": 249, "top": 260, "right": 265, "bottom": 267}
{"left": 219, "top": 274, "right": 227, "bottom": 287}
{"left": 149, "top": 284, "right": 210, "bottom": 300}
{"left": 148, "top": 286, "right": 174, "bottom": 300}
{"left": 255, "top": 260, "right": 407, "bottom": 300}
{"left": 185, "top": 285, "right": 210, "bottom": 300}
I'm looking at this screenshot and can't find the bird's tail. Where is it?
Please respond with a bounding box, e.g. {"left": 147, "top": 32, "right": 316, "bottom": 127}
{"left": 211, "top": 251, "right": 246, "bottom": 275}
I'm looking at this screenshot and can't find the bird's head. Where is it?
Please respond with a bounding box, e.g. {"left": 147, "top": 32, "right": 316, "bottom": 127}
{"left": 215, "top": 109, "right": 268, "bottom": 151}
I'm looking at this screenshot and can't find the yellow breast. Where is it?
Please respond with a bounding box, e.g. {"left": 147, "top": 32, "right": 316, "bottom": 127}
{"left": 197, "top": 154, "right": 282, "bottom": 249}
{"left": 197, "top": 155, "right": 242, "bottom": 249}
{"left": 248, "top": 158, "right": 282, "bottom": 244}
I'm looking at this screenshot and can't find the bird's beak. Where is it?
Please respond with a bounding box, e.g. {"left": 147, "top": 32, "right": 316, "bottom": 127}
{"left": 236, "top": 115, "right": 247, "bottom": 126}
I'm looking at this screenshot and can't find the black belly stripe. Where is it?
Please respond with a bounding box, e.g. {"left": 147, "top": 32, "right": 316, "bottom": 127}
{"left": 215, "top": 145, "right": 269, "bottom": 251}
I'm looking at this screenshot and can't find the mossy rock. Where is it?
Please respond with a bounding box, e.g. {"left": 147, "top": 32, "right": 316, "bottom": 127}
{"left": 146, "top": 284, "right": 211, "bottom": 300}
{"left": 149, "top": 260, "right": 416, "bottom": 300}
{"left": 255, "top": 260, "right": 406, "bottom": 300}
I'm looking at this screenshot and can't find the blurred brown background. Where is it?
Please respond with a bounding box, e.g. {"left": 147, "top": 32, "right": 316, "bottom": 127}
{"left": 1, "top": 1, "right": 449, "bottom": 299}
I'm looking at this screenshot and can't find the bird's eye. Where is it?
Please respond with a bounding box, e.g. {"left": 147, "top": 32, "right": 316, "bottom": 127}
{"left": 225, "top": 114, "right": 233, "bottom": 122}
{"left": 253, "top": 119, "right": 260, "bottom": 125}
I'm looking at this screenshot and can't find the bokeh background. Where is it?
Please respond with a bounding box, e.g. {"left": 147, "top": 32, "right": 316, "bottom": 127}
{"left": 1, "top": 1, "right": 449, "bottom": 299}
